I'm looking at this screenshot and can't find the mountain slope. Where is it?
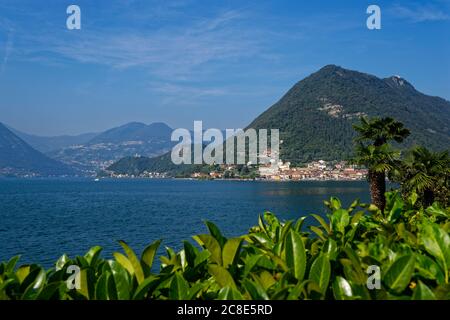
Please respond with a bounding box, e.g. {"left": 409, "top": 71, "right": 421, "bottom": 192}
{"left": 104, "top": 65, "right": 450, "bottom": 176}
{"left": 247, "top": 65, "right": 450, "bottom": 163}
{"left": 7, "top": 126, "right": 98, "bottom": 153}
{"left": 88, "top": 122, "right": 172, "bottom": 144}
{"left": 48, "top": 122, "right": 175, "bottom": 174}
{"left": 0, "top": 123, "right": 76, "bottom": 177}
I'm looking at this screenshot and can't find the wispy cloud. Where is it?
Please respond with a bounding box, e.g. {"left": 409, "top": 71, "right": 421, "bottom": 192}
{"left": 22, "top": 9, "right": 264, "bottom": 80}
{"left": 147, "top": 80, "right": 232, "bottom": 108}
{"left": 0, "top": 17, "right": 14, "bottom": 74}
{"left": 390, "top": 3, "right": 450, "bottom": 22}
{"left": 0, "top": 31, "right": 13, "bottom": 74}
{"left": 149, "top": 82, "right": 227, "bottom": 97}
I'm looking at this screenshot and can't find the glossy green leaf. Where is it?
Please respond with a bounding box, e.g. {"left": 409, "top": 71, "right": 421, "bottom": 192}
{"left": 309, "top": 254, "right": 331, "bottom": 295}
{"left": 327, "top": 197, "right": 342, "bottom": 210}
{"left": 285, "top": 230, "right": 306, "bottom": 281}
{"left": 36, "top": 282, "right": 61, "bottom": 300}
{"left": 55, "top": 254, "right": 70, "bottom": 271}
{"left": 343, "top": 246, "right": 366, "bottom": 284}
{"left": 109, "top": 261, "right": 130, "bottom": 300}
{"left": 331, "top": 209, "right": 350, "bottom": 234}
{"left": 95, "top": 272, "right": 111, "bottom": 300}
{"left": 169, "top": 273, "right": 189, "bottom": 300}
{"left": 205, "top": 221, "right": 227, "bottom": 248}
{"left": 113, "top": 252, "right": 134, "bottom": 275}
{"left": 16, "top": 265, "right": 31, "bottom": 283}
{"left": 322, "top": 239, "right": 338, "bottom": 261}
{"left": 194, "top": 250, "right": 210, "bottom": 267}
{"left": 243, "top": 279, "right": 269, "bottom": 300}
{"left": 258, "top": 215, "right": 268, "bottom": 234}
{"left": 222, "top": 237, "right": 242, "bottom": 268}
{"left": 309, "top": 226, "right": 326, "bottom": 241}
{"left": 415, "top": 254, "right": 445, "bottom": 284}
{"left": 351, "top": 210, "right": 365, "bottom": 227}
{"left": 78, "top": 269, "right": 90, "bottom": 299}
{"left": 384, "top": 254, "right": 415, "bottom": 293}
{"left": 332, "top": 276, "right": 353, "bottom": 300}
{"left": 311, "top": 214, "right": 331, "bottom": 234}
{"left": 287, "top": 280, "right": 311, "bottom": 300}
{"left": 5, "top": 255, "right": 20, "bottom": 273}
{"left": 193, "top": 234, "right": 222, "bottom": 265}
{"left": 118, "top": 240, "right": 145, "bottom": 284}
{"left": 84, "top": 246, "right": 103, "bottom": 266}
{"left": 132, "top": 275, "right": 159, "bottom": 300}
{"left": 183, "top": 241, "right": 198, "bottom": 267}
{"left": 257, "top": 271, "right": 276, "bottom": 290}
{"left": 420, "top": 223, "right": 450, "bottom": 282}
{"left": 294, "top": 216, "right": 307, "bottom": 232}
{"left": 218, "top": 286, "right": 244, "bottom": 300}
{"left": 243, "top": 254, "right": 262, "bottom": 278}
{"left": 208, "top": 265, "right": 236, "bottom": 290}
{"left": 21, "top": 268, "right": 46, "bottom": 300}
{"left": 187, "top": 282, "right": 205, "bottom": 300}
{"left": 412, "top": 281, "right": 436, "bottom": 300}
{"left": 141, "top": 239, "right": 162, "bottom": 272}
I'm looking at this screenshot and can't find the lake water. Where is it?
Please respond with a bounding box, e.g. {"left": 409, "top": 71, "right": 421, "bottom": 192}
{"left": 0, "top": 178, "right": 369, "bottom": 267}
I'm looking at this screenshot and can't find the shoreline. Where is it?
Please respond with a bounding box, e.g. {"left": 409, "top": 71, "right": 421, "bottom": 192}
{"left": 0, "top": 176, "right": 368, "bottom": 182}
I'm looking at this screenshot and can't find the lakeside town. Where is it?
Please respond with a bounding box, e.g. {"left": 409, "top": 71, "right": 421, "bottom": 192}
{"left": 191, "top": 159, "right": 368, "bottom": 181}
{"left": 107, "top": 154, "right": 368, "bottom": 182}
{"left": 105, "top": 148, "right": 368, "bottom": 181}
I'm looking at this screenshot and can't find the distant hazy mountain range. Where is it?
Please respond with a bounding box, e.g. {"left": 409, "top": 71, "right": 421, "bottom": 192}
{"left": 106, "top": 65, "right": 450, "bottom": 177}
{"left": 1, "top": 122, "right": 174, "bottom": 177}
{"left": 3, "top": 64, "right": 450, "bottom": 178}
{"left": 8, "top": 126, "right": 98, "bottom": 153}
{"left": 45, "top": 122, "right": 174, "bottom": 174}
{"left": 0, "top": 123, "right": 76, "bottom": 177}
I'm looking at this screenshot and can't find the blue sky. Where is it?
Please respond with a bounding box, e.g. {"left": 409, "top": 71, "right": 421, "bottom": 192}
{"left": 0, "top": 0, "right": 449, "bottom": 136}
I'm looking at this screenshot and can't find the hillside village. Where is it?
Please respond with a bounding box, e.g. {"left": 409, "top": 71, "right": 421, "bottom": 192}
{"left": 109, "top": 159, "right": 368, "bottom": 181}
{"left": 108, "top": 148, "right": 368, "bottom": 181}
{"left": 191, "top": 148, "right": 366, "bottom": 181}
{"left": 255, "top": 160, "right": 367, "bottom": 181}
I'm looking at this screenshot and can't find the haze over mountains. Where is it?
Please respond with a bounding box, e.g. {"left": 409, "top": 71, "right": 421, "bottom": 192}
{"left": 1, "top": 122, "right": 174, "bottom": 176}
{"left": 106, "top": 65, "right": 450, "bottom": 177}
{"left": 0, "top": 123, "right": 75, "bottom": 177}
{"left": 2, "top": 65, "right": 450, "bottom": 177}
{"left": 9, "top": 126, "right": 98, "bottom": 153}
{"left": 46, "top": 122, "right": 174, "bottom": 173}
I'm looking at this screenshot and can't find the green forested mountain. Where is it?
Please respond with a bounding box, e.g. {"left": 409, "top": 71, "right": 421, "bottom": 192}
{"left": 104, "top": 153, "right": 199, "bottom": 177}
{"left": 105, "top": 65, "right": 450, "bottom": 176}
{"left": 247, "top": 65, "right": 450, "bottom": 163}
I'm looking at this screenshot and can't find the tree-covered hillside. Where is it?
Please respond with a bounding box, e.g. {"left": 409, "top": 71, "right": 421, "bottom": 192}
{"left": 248, "top": 65, "right": 450, "bottom": 163}
{"left": 104, "top": 65, "right": 450, "bottom": 176}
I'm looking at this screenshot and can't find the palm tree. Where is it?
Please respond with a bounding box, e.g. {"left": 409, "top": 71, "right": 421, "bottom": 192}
{"left": 352, "top": 117, "right": 410, "bottom": 211}
{"left": 353, "top": 143, "right": 400, "bottom": 211}
{"left": 395, "top": 147, "right": 450, "bottom": 207}
{"left": 353, "top": 117, "right": 410, "bottom": 147}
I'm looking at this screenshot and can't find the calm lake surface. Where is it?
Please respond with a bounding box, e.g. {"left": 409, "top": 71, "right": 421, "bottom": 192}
{"left": 0, "top": 178, "right": 370, "bottom": 267}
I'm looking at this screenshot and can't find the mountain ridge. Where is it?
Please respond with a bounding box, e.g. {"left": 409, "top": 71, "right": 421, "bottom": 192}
{"left": 8, "top": 126, "right": 99, "bottom": 153}
{"left": 88, "top": 122, "right": 173, "bottom": 145}
{"left": 0, "top": 123, "right": 76, "bottom": 177}
{"left": 47, "top": 122, "right": 175, "bottom": 174}
{"left": 105, "top": 64, "right": 450, "bottom": 176}
{"left": 246, "top": 64, "right": 450, "bottom": 162}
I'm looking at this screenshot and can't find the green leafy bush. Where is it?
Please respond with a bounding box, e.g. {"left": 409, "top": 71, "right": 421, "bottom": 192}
{"left": 1, "top": 191, "right": 449, "bottom": 300}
